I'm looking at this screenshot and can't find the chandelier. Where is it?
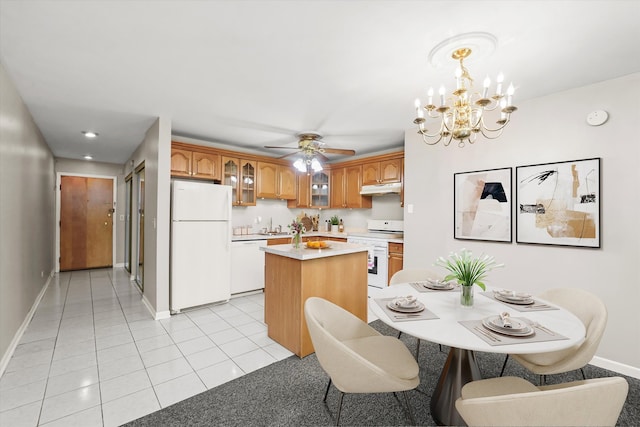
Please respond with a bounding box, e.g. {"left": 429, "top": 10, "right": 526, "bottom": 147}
{"left": 413, "top": 47, "right": 517, "bottom": 147}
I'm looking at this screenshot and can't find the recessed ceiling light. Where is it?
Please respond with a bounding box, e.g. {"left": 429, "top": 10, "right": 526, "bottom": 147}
{"left": 82, "top": 131, "right": 98, "bottom": 138}
{"left": 83, "top": 155, "right": 93, "bottom": 160}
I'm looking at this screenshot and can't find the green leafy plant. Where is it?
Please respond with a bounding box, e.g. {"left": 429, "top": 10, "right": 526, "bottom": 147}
{"left": 330, "top": 215, "right": 340, "bottom": 225}
{"left": 435, "top": 248, "right": 503, "bottom": 291}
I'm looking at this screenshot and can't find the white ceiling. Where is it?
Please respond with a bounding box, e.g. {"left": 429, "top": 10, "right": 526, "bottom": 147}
{"left": 1, "top": 1, "right": 639, "bottom": 164}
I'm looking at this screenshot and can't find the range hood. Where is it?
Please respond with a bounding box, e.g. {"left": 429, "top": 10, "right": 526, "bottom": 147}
{"left": 359, "top": 182, "right": 402, "bottom": 196}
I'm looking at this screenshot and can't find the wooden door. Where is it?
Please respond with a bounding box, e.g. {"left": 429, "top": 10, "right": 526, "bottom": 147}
{"left": 60, "top": 176, "right": 113, "bottom": 271}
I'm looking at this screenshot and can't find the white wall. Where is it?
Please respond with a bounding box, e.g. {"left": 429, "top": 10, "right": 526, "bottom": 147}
{"left": 54, "top": 158, "right": 126, "bottom": 265}
{"left": 404, "top": 73, "right": 640, "bottom": 373}
{"left": 0, "top": 64, "right": 56, "bottom": 362}
{"left": 126, "top": 117, "right": 172, "bottom": 318}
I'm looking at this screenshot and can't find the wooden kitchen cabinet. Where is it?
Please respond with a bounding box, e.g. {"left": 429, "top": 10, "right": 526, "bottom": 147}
{"left": 170, "top": 148, "right": 192, "bottom": 177}
{"left": 267, "top": 237, "right": 291, "bottom": 245}
{"left": 288, "top": 171, "right": 330, "bottom": 209}
{"left": 362, "top": 158, "right": 402, "bottom": 185}
{"left": 387, "top": 242, "right": 404, "bottom": 284}
{"left": 331, "top": 165, "right": 372, "bottom": 209}
{"left": 222, "top": 156, "right": 256, "bottom": 206}
{"left": 171, "top": 148, "right": 221, "bottom": 181}
{"left": 257, "top": 161, "right": 296, "bottom": 200}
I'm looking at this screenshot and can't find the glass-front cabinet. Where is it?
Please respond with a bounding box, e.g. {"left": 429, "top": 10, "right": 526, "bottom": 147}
{"left": 310, "top": 172, "right": 329, "bottom": 208}
{"left": 223, "top": 156, "right": 256, "bottom": 206}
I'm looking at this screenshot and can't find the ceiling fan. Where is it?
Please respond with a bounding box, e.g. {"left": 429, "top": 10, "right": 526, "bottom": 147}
{"left": 264, "top": 132, "right": 356, "bottom": 162}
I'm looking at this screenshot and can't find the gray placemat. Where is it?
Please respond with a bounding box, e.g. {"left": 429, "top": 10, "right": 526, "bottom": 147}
{"left": 459, "top": 318, "right": 569, "bottom": 346}
{"left": 480, "top": 291, "right": 560, "bottom": 312}
{"left": 409, "top": 282, "right": 457, "bottom": 293}
{"left": 374, "top": 298, "right": 439, "bottom": 322}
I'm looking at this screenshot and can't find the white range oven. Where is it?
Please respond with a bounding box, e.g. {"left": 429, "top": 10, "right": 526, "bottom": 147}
{"left": 347, "top": 219, "right": 403, "bottom": 289}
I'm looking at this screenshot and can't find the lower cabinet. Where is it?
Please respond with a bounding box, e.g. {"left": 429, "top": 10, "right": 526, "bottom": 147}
{"left": 387, "top": 242, "right": 403, "bottom": 284}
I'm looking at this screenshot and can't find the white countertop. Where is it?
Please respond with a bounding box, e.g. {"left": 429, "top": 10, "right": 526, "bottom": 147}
{"left": 232, "top": 230, "right": 403, "bottom": 243}
{"left": 260, "top": 240, "right": 368, "bottom": 260}
{"left": 232, "top": 231, "right": 350, "bottom": 242}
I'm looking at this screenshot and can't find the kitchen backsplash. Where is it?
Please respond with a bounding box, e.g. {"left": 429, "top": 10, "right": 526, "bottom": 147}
{"left": 231, "top": 194, "right": 403, "bottom": 233}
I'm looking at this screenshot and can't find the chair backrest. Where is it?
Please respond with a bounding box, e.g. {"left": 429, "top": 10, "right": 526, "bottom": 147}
{"left": 539, "top": 288, "right": 608, "bottom": 367}
{"left": 389, "top": 268, "right": 442, "bottom": 285}
{"left": 304, "top": 297, "right": 415, "bottom": 393}
{"left": 455, "top": 376, "right": 628, "bottom": 427}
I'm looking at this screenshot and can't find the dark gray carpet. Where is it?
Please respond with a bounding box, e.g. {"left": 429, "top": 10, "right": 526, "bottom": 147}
{"left": 125, "top": 320, "right": 640, "bottom": 426}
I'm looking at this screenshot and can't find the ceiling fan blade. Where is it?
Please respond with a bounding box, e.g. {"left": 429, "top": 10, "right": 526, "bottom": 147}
{"left": 315, "top": 152, "right": 330, "bottom": 162}
{"left": 277, "top": 151, "right": 302, "bottom": 159}
{"left": 323, "top": 148, "right": 356, "bottom": 156}
{"left": 264, "top": 146, "right": 299, "bottom": 149}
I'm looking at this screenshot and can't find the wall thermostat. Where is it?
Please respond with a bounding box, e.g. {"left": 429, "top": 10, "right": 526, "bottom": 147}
{"left": 587, "top": 110, "right": 609, "bottom": 126}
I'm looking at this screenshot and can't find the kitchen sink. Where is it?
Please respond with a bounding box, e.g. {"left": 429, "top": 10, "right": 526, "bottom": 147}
{"left": 258, "top": 231, "right": 290, "bottom": 236}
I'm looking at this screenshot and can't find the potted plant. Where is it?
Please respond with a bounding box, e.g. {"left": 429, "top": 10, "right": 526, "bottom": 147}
{"left": 330, "top": 215, "right": 340, "bottom": 233}
{"left": 436, "top": 249, "right": 503, "bottom": 307}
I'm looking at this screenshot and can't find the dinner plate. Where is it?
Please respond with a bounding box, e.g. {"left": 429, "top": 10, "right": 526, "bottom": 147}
{"left": 387, "top": 300, "right": 425, "bottom": 313}
{"left": 495, "top": 290, "right": 532, "bottom": 300}
{"left": 422, "top": 282, "right": 455, "bottom": 291}
{"left": 495, "top": 293, "right": 535, "bottom": 305}
{"left": 485, "top": 315, "right": 529, "bottom": 332}
{"left": 482, "top": 317, "right": 535, "bottom": 336}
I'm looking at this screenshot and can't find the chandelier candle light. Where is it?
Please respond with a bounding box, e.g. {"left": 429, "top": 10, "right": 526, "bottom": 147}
{"left": 413, "top": 47, "right": 517, "bottom": 147}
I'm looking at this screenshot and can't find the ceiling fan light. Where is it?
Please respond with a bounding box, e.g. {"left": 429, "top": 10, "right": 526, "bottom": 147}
{"left": 293, "top": 158, "right": 307, "bottom": 173}
{"left": 310, "top": 157, "right": 323, "bottom": 172}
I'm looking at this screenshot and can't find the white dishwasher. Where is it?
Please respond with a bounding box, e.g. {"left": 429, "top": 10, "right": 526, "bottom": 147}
{"left": 230, "top": 240, "right": 268, "bottom": 294}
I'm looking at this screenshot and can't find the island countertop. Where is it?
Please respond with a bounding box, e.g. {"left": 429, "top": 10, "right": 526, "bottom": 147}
{"left": 260, "top": 241, "right": 368, "bottom": 261}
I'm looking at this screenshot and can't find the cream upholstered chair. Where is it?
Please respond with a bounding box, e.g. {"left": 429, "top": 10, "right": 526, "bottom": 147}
{"left": 500, "top": 288, "right": 607, "bottom": 384}
{"left": 304, "top": 297, "right": 420, "bottom": 425}
{"left": 455, "top": 376, "right": 628, "bottom": 427}
{"left": 389, "top": 268, "right": 444, "bottom": 357}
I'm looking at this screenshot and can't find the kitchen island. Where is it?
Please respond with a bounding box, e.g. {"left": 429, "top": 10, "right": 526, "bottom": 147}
{"left": 261, "top": 241, "right": 368, "bottom": 357}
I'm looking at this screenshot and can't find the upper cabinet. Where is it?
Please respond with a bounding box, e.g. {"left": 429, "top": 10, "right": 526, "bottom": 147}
{"left": 310, "top": 172, "right": 330, "bottom": 208}
{"left": 170, "top": 147, "right": 221, "bottom": 181}
{"left": 222, "top": 156, "right": 256, "bottom": 206}
{"left": 362, "top": 158, "right": 402, "bottom": 185}
{"left": 288, "top": 171, "right": 330, "bottom": 209}
{"left": 331, "top": 165, "right": 372, "bottom": 209}
{"left": 172, "top": 141, "right": 403, "bottom": 209}
{"left": 256, "top": 161, "right": 296, "bottom": 200}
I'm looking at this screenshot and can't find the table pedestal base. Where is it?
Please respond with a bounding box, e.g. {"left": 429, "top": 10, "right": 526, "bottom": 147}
{"left": 430, "top": 347, "right": 482, "bottom": 426}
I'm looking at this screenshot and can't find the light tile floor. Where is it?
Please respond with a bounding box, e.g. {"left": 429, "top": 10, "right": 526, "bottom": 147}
{"left": 0, "top": 268, "right": 296, "bottom": 427}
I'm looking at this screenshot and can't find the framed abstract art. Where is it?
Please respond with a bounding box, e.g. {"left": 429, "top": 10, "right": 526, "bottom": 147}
{"left": 516, "top": 158, "right": 601, "bottom": 248}
{"left": 454, "top": 167, "right": 512, "bottom": 242}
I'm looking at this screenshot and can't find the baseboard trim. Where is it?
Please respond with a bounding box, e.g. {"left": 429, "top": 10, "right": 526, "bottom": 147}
{"left": 590, "top": 356, "right": 640, "bottom": 379}
{"left": 114, "top": 262, "right": 124, "bottom": 268}
{"left": 0, "top": 271, "right": 54, "bottom": 378}
{"left": 141, "top": 294, "right": 171, "bottom": 320}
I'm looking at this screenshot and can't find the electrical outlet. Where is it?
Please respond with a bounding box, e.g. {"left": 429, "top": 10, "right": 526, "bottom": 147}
{"left": 120, "top": 215, "right": 125, "bottom": 221}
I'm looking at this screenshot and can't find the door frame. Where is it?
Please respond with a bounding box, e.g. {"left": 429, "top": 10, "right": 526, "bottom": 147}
{"left": 55, "top": 172, "right": 117, "bottom": 273}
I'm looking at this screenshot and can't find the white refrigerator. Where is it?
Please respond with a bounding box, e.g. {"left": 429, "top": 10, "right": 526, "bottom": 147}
{"left": 171, "top": 180, "right": 232, "bottom": 312}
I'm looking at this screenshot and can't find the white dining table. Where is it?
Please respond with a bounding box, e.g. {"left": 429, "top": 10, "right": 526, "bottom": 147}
{"left": 368, "top": 283, "right": 586, "bottom": 426}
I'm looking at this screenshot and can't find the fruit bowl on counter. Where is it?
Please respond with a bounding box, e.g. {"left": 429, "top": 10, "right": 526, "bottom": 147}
{"left": 305, "top": 240, "right": 330, "bottom": 249}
